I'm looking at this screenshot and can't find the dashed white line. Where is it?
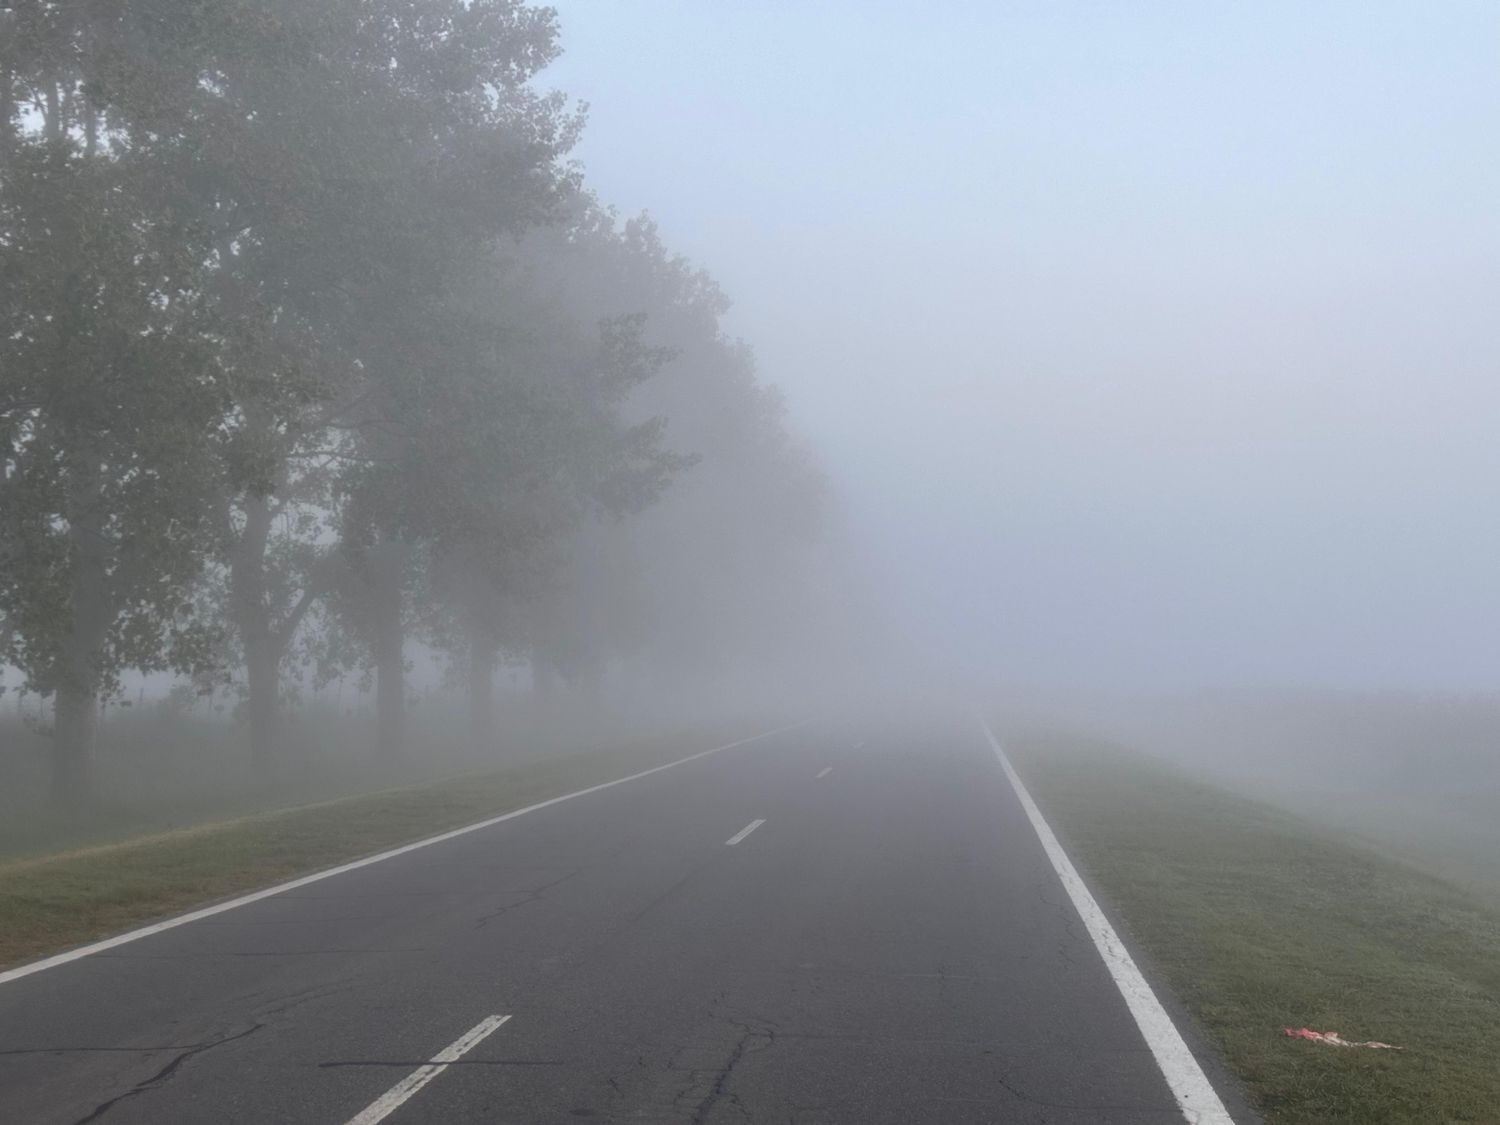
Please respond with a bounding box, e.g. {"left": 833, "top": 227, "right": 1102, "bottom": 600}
{"left": 345, "top": 1014, "right": 511, "bottom": 1125}
{"left": 725, "top": 819, "right": 766, "bottom": 846}
{"left": 0, "top": 720, "right": 812, "bottom": 988}
{"left": 815, "top": 767, "right": 833, "bottom": 779}
{"left": 979, "top": 719, "right": 1234, "bottom": 1125}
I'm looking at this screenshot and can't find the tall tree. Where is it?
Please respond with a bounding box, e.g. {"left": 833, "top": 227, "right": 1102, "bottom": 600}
{"left": 505, "top": 212, "right": 832, "bottom": 701}
{"left": 80, "top": 0, "right": 576, "bottom": 767}
{"left": 1, "top": 12, "right": 225, "bottom": 802}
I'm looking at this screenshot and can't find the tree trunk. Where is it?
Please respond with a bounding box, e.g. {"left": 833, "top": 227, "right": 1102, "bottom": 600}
{"left": 373, "top": 612, "right": 404, "bottom": 761}
{"left": 52, "top": 451, "right": 109, "bottom": 807}
{"left": 468, "top": 626, "right": 496, "bottom": 753}
{"left": 579, "top": 662, "right": 604, "bottom": 714}
{"left": 245, "top": 642, "right": 278, "bottom": 772}
{"left": 51, "top": 679, "right": 97, "bottom": 807}
{"left": 231, "top": 493, "right": 278, "bottom": 772}
{"left": 369, "top": 540, "right": 406, "bottom": 762}
{"left": 532, "top": 648, "right": 558, "bottom": 705}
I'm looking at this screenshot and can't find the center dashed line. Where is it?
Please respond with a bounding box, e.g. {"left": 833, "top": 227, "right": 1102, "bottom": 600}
{"left": 725, "top": 819, "right": 766, "bottom": 846}
{"left": 815, "top": 767, "right": 833, "bottom": 779}
{"left": 344, "top": 1014, "right": 511, "bottom": 1125}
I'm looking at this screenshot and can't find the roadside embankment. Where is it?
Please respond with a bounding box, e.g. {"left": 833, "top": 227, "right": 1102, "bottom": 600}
{"left": 1006, "top": 731, "right": 1500, "bottom": 1124}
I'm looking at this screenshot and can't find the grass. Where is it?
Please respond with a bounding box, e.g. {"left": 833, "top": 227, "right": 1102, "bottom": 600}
{"left": 0, "top": 724, "right": 754, "bottom": 972}
{"left": 0, "top": 705, "right": 691, "bottom": 860}
{"left": 1006, "top": 732, "right": 1500, "bottom": 1124}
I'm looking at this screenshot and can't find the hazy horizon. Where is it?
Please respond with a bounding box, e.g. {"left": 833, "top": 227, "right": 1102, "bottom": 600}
{"left": 546, "top": 1, "right": 1500, "bottom": 693}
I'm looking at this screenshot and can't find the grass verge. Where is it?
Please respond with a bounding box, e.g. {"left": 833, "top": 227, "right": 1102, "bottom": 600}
{"left": 1006, "top": 731, "right": 1500, "bottom": 1125}
{"left": 0, "top": 724, "right": 755, "bottom": 972}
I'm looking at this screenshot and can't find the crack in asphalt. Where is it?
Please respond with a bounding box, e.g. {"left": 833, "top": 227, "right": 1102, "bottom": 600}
{"left": 252, "top": 981, "right": 355, "bottom": 1021}
{"left": 473, "top": 868, "right": 587, "bottom": 929}
{"left": 3, "top": 982, "right": 345, "bottom": 1066}
{"left": 0, "top": 1046, "right": 207, "bottom": 1057}
{"left": 318, "top": 1057, "right": 564, "bottom": 1068}
{"left": 1034, "top": 876, "right": 1090, "bottom": 963}
{"left": 687, "top": 1029, "right": 753, "bottom": 1125}
{"left": 276, "top": 890, "right": 449, "bottom": 900}
{"left": 70, "top": 1023, "right": 263, "bottom": 1125}
{"left": 685, "top": 1013, "right": 778, "bottom": 1125}
{"left": 95, "top": 948, "right": 424, "bottom": 959}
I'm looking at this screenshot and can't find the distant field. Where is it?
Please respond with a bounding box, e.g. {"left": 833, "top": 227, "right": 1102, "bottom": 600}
{"left": 1006, "top": 731, "right": 1500, "bottom": 1125}
{"left": 0, "top": 723, "right": 755, "bottom": 972}
{"left": 1067, "top": 691, "right": 1500, "bottom": 905}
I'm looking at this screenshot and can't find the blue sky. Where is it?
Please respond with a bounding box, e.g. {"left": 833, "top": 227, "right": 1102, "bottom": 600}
{"left": 544, "top": 2, "right": 1500, "bottom": 690}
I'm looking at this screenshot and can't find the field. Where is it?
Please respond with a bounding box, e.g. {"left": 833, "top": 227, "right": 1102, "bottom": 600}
{"left": 1066, "top": 691, "right": 1500, "bottom": 904}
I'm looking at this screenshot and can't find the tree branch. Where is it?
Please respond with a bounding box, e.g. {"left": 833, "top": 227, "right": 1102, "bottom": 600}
{"left": 272, "top": 579, "right": 323, "bottom": 651}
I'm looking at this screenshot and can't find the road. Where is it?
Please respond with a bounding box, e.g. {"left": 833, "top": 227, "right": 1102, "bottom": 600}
{"left": 0, "top": 719, "right": 1243, "bottom": 1123}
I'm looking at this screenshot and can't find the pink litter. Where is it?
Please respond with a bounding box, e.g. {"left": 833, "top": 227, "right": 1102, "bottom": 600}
{"left": 1283, "top": 1028, "right": 1403, "bottom": 1050}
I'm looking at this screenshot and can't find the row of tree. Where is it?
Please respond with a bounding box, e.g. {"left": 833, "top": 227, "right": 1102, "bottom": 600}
{"left": 1, "top": 2, "right": 833, "bottom": 805}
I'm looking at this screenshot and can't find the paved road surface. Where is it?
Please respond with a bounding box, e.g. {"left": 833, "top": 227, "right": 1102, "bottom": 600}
{"left": 0, "top": 720, "right": 1242, "bottom": 1123}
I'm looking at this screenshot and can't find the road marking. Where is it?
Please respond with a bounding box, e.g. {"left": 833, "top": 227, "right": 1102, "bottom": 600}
{"left": 345, "top": 1014, "right": 511, "bottom": 1125}
{"left": 979, "top": 720, "right": 1234, "bottom": 1125}
{"left": 0, "top": 721, "right": 813, "bottom": 988}
{"left": 725, "top": 819, "right": 766, "bottom": 846}
{"left": 815, "top": 766, "right": 833, "bottom": 779}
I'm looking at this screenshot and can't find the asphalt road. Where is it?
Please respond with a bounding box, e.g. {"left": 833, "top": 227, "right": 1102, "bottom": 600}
{"left": 0, "top": 720, "right": 1241, "bottom": 1123}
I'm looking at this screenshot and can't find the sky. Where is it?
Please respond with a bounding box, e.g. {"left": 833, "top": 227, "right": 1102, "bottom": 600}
{"left": 544, "top": 1, "right": 1500, "bottom": 692}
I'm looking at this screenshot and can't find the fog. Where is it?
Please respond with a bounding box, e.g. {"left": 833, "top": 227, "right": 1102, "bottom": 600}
{"left": 8, "top": 13, "right": 1500, "bottom": 1120}
{"left": 547, "top": 1, "right": 1500, "bottom": 692}
{"left": 3, "top": 2, "right": 1498, "bottom": 857}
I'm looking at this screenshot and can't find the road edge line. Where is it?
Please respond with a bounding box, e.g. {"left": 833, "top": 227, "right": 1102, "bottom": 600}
{"left": 0, "top": 720, "right": 811, "bottom": 988}
{"left": 979, "top": 718, "right": 1235, "bottom": 1125}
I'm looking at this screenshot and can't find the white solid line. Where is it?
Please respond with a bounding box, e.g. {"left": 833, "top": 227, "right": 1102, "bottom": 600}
{"left": 724, "top": 818, "right": 766, "bottom": 846}
{"left": 979, "top": 720, "right": 1235, "bottom": 1125}
{"left": 345, "top": 1013, "right": 511, "bottom": 1125}
{"left": 0, "top": 721, "right": 812, "bottom": 987}
{"left": 815, "top": 766, "right": 833, "bottom": 779}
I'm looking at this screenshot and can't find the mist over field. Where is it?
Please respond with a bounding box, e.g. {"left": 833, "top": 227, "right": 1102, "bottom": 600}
{"left": 3, "top": 1, "right": 1498, "bottom": 876}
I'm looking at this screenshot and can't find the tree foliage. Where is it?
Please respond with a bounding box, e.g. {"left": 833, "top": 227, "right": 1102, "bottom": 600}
{"left": 1, "top": 1, "right": 835, "bottom": 803}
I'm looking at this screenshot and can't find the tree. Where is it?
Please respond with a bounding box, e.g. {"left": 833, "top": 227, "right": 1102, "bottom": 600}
{"left": 1, "top": 1, "right": 844, "bottom": 798}
{"left": 64, "top": 0, "right": 578, "bottom": 769}
{"left": 332, "top": 207, "right": 684, "bottom": 755}
{"left": 505, "top": 213, "right": 832, "bottom": 703}
{"left": 179, "top": 0, "right": 578, "bottom": 769}
{"left": 1, "top": 14, "right": 226, "bottom": 802}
